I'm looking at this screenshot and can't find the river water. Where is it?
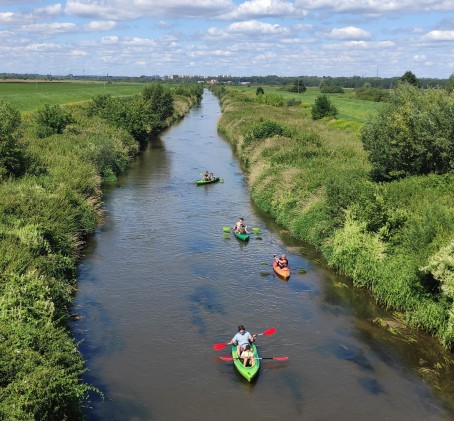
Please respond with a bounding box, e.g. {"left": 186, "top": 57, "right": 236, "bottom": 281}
{"left": 73, "top": 90, "right": 454, "bottom": 420}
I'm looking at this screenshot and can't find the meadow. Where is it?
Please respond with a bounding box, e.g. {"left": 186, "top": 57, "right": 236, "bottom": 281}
{"left": 233, "top": 85, "right": 382, "bottom": 127}
{"left": 0, "top": 81, "right": 145, "bottom": 112}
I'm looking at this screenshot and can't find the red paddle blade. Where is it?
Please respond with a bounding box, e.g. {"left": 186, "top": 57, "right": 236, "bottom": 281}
{"left": 213, "top": 343, "right": 228, "bottom": 351}
{"left": 219, "top": 356, "right": 233, "bottom": 361}
{"left": 262, "top": 327, "right": 276, "bottom": 336}
{"left": 272, "top": 357, "right": 288, "bottom": 361}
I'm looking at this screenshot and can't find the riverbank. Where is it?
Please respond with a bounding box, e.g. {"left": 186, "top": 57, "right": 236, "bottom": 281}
{"left": 213, "top": 86, "right": 454, "bottom": 350}
{"left": 0, "top": 88, "right": 199, "bottom": 419}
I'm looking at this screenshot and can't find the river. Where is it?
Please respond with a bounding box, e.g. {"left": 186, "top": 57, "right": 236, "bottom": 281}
{"left": 72, "top": 90, "right": 454, "bottom": 420}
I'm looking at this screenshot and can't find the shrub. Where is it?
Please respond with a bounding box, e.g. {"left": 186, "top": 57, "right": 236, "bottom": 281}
{"left": 320, "top": 85, "right": 344, "bottom": 94}
{"left": 35, "top": 104, "right": 74, "bottom": 137}
{"left": 243, "top": 120, "right": 291, "bottom": 148}
{"left": 311, "top": 95, "right": 338, "bottom": 120}
{"left": 360, "top": 84, "right": 454, "bottom": 181}
{"left": 355, "top": 87, "right": 390, "bottom": 102}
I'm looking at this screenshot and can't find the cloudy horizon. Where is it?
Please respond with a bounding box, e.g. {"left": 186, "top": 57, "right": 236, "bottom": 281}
{"left": 0, "top": 0, "right": 453, "bottom": 79}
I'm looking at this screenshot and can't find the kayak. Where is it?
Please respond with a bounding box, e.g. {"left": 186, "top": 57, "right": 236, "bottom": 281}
{"left": 195, "top": 177, "right": 221, "bottom": 185}
{"left": 234, "top": 231, "right": 250, "bottom": 241}
{"left": 273, "top": 261, "right": 290, "bottom": 280}
{"left": 231, "top": 343, "right": 260, "bottom": 382}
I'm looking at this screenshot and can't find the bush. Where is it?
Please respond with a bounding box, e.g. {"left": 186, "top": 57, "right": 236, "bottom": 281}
{"left": 311, "top": 95, "right": 338, "bottom": 120}
{"left": 243, "top": 120, "right": 291, "bottom": 148}
{"left": 360, "top": 84, "right": 454, "bottom": 181}
{"left": 320, "top": 85, "right": 344, "bottom": 94}
{"left": 35, "top": 104, "right": 74, "bottom": 137}
{"left": 355, "top": 87, "right": 390, "bottom": 102}
{"left": 0, "top": 99, "right": 31, "bottom": 179}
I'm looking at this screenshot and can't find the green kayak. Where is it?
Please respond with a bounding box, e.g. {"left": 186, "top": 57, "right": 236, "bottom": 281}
{"left": 234, "top": 231, "right": 250, "bottom": 241}
{"left": 195, "top": 177, "right": 221, "bottom": 185}
{"left": 232, "top": 343, "right": 260, "bottom": 382}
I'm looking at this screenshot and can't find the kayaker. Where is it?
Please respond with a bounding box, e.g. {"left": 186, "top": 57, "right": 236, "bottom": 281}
{"left": 230, "top": 325, "right": 257, "bottom": 357}
{"left": 233, "top": 218, "right": 250, "bottom": 234}
{"left": 240, "top": 344, "right": 255, "bottom": 367}
{"left": 204, "top": 170, "right": 210, "bottom": 180}
{"left": 274, "top": 254, "right": 288, "bottom": 269}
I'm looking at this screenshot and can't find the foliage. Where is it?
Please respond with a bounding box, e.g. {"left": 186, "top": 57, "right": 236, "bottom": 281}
{"left": 35, "top": 103, "right": 74, "bottom": 138}
{"left": 88, "top": 83, "right": 174, "bottom": 145}
{"left": 256, "top": 93, "right": 286, "bottom": 107}
{"left": 243, "top": 120, "right": 291, "bottom": 148}
{"left": 280, "top": 80, "right": 306, "bottom": 93}
{"left": 173, "top": 83, "right": 203, "bottom": 99}
{"left": 0, "top": 98, "right": 31, "bottom": 179}
{"left": 360, "top": 83, "right": 454, "bottom": 181}
{"left": 320, "top": 85, "right": 344, "bottom": 94}
{"left": 421, "top": 241, "right": 454, "bottom": 299}
{"left": 355, "top": 86, "right": 390, "bottom": 102}
{"left": 400, "top": 71, "right": 419, "bottom": 87}
{"left": 142, "top": 83, "right": 174, "bottom": 122}
{"left": 256, "top": 87, "right": 264, "bottom": 95}
{"left": 311, "top": 94, "right": 338, "bottom": 120}
{"left": 446, "top": 73, "right": 454, "bottom": 93}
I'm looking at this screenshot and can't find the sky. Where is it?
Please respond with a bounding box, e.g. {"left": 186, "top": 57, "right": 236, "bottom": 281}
{"left": 0, "top": 0, "right": 453, "bottom": 79}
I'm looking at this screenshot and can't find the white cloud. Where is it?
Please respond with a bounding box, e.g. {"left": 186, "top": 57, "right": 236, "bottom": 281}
{"left": 425, "top": 30, "right": 454, "bottom": 40}
{"left": 70, "top": 50, "right": 88, "bottom": 56}
{"left": 20, "top": 22, "right": 78, "bottom": 35}
{"left": 84, "top": 20, "right": 117, "bottom": 31}
{"left": 0, "top": 12, "right": 21, "bottom": 24}
{"left": 220, "top": 0, "right": 307, "bottom": 20}
{"left": 24, "top": 42, "right": 63, "bottom": 52}
{"left": 65, "top": 0, "right": 234, "bottom": 20}
{"left": 228, "top": 20, "right": 289, "bottom": 34}
{"left": 101, "top": 35, "right": 120, "bottom": 44}
{"left": 298, "top": 0, "right": 454, "bottom": 16}
{"left": 413, "top": 54, "right": 427, "bottom": 62}
{"left": 35, "top": 3, "right": 63, "bottom": 17}
{"left": 326, "top": 26, "right": 372, "bottom": 40}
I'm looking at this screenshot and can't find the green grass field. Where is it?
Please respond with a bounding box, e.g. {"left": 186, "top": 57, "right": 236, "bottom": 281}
{"left": 233, "top": 85, "right": 383, "bottom": 125}
{"left": 0, "top": 81, "right": 145, "bottom": 112}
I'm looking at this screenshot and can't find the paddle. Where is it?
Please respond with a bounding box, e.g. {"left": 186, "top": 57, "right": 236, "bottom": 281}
{"left": 222, "top": 226, "right": 260, "bottom": 234}
{"left": 219, "top": 356, "right": 288, "bottom": 361}
{"left": 213, "top": 327, "right": 276, "bottom": 350}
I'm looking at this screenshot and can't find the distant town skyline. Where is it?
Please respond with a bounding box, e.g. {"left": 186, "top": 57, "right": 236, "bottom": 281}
{"left": 0, "top": 0, "right": 453, "bottom": 79}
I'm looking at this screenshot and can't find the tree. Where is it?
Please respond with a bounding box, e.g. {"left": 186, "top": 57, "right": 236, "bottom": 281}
{"left": 400, "top": 70, "right": 419, "bottom": 87}
{"left": 256, "top": 87, "right": 264, "bottom": 95}
{"left": 291, "top": 80, "right": 306, "bottom": 93}
{"left": 311, "top": 95, "right": 338, "bottom": 120}
{"left": 446, "top": 73, "right": 454, "bottom": 93}
{"left": 142, "top": 83, "right": 174, "bottom": 122}
{"left": 360, "top": 83, "right": 454, "bottom": 181}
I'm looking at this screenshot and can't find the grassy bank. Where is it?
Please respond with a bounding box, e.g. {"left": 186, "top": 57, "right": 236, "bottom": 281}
{"left": 214, "top": 86, "right": 454, "bottom": 347}
{"left": 0, "top": 86, "right": 198, "bottom": 419}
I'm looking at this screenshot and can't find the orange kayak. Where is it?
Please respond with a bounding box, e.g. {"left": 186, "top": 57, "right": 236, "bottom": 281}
{"left": 273, "top": 261, "right": 290, "bottom": 280}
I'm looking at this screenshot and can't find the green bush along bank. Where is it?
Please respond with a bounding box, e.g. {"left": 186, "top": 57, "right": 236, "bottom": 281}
{"left": 213, "top": 86, "right": 454, "bottom": 347}
{"left": 0, "top": 84, "right": 199, "bottom": 419}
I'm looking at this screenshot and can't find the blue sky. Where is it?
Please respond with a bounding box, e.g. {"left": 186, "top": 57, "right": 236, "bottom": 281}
{"left": 0, "top": 0, "right": 453, "bottom": 78}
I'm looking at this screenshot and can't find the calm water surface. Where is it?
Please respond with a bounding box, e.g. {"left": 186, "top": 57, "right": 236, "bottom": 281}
{"left": 73, "top": 91, "right": 454, "bottom": 420}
